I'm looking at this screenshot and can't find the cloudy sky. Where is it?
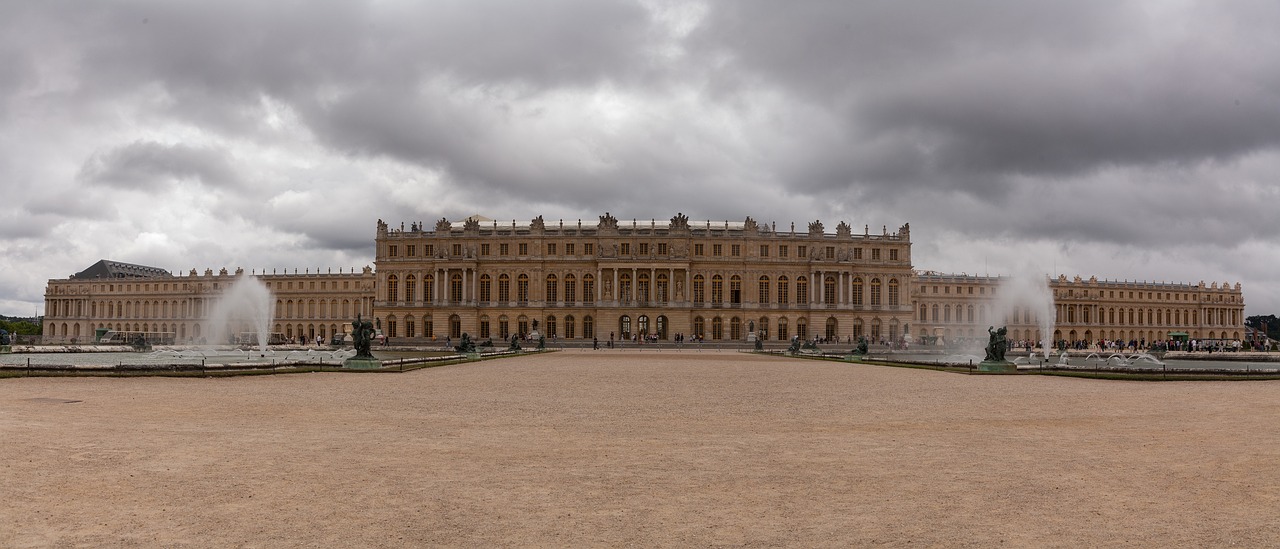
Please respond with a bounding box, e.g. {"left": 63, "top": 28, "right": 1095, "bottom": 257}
{"left": 2, "top": 0, "right": 1277, "bottom": 317}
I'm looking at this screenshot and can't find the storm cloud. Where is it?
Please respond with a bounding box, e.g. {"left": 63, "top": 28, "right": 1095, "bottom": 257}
{"left": 2, "top": 0, "right": 1278, "bottom": 316}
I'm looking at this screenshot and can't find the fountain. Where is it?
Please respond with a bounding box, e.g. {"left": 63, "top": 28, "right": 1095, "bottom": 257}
{"left": 206, "top": 275, "right": 276, "bottom": 353}
{"left": 994, "top": 265, "right": 1057, "bottom": 354}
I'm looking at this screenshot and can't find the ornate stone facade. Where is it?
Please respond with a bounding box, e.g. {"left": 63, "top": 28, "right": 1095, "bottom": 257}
{"left": 373, "top": 215, "right": 915, "bottom": 343}
{"left": 42, "top": 266, "right": 375, "bottom": 344}
{"left": 40, "top": 215, "right": 1248, "bottom": 347}
{"left": 912, "top": 272, "right": 1247, "bottom": 346}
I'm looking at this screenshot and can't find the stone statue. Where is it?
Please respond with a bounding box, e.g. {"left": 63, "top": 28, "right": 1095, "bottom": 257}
{"left": 537, "top": 335, "right": 546, "bottom": 350}
{"left": 509, "top": 333, "right": 522, "bottom": 351}
{"left": 749, "top": 320, "right": 755, "bottom": 332}
{"left": 456, "top": 333, "right": 476, "bottom": 353}
{"left": 984, "top": 326, "right": 1008, "bottom": 363}
{"left": 853, "top": 336, "right": 869, "bottom": 356}
{"left": 787, "top": 336, "right": 801, "bottom": 354}
{"left": 352, "top": 314, "right": 377, "bottom": 359}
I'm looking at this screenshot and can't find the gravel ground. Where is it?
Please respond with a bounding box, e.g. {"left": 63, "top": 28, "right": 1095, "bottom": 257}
{"left": 2, "top": 350, "right": 1278, "bottom": 547}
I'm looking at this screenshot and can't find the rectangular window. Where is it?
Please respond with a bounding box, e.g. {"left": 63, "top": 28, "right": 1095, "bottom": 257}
{"left": 480, "top": 243, "right": 490, "bottom": 256}
{"left": 968, "top": 287, "right": 974, "bottom": 294}
{"left": 826, "top": 246, "right": 835, "bottom": 259}
{"left": 621, "top": 243, "right": 631, "bottom": 255}
{"left": 639, "top": 243, "right": 649, "bottom": 255}
{"left": 872, "top": 248, "right": 881, "bottom": 260}
{"left": 566, "top": 243, "right": 575, "bottom": 255}
{"left": 547, "top": 243, "right": 557, "bottom": 255}
{"left": 731, "top": 244, "right": 741, "bottom": 257}
{"left": 452, "top": 243, "right": 462, "bottom": 256}
{"left": 779, "top": 246, "right": 788, "bottom": 258}
{"left": 425, "top": 244, "right": 434, "bottom": 256}
{"left": 388, "top": 245, "right": 398, "bottom": 257}
{"left": 760, "top": 245, "right": 769, "bottom": 257}
{"left": 657, "top": 242, "right": 667, "bottom": 255}
{"left": 584, "top": 243, "right": 594, "bottom": 255}
{"left": 406, "top": 245, "right": 416, "bottom": 257}
{"left": 518, "top": 243, "right": 528, "bottom": 255}
{"left": 853, "top": 248, "right": 863, "bottom": 260}
{"left": 713, "top": 244, "right": 723, "bottom": 256}
{"left": 500, "top": 243, "right": 509, "bottom": 255}
{"left": 889, "top": 249, "right": 898, "bottom": 261}
{"left": 945, "top": 286, "right": 950, "bottom": 294}
{"left": 695, "top": 244, "right": 704, "bottom": 256}
{"left": 798, "top": 245, "right": 807, "bottom": 258}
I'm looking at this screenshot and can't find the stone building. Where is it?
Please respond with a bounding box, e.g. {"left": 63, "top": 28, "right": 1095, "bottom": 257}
{"left": 42, "top": 260, "right": 375, "bottom": 344}
{"left": 912, "top": 272, "right": 1247, "bottom": 347}
{"left": 372, "top": 214, "right": 915, "bottom": 344}
{"left": 40, "top": 215, "right": 1248, "bottom": 348}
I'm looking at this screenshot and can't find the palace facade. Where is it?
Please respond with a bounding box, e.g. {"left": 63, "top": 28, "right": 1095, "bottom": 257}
{"left": 40, "top": 214, "right": 1248, "bottom": 347}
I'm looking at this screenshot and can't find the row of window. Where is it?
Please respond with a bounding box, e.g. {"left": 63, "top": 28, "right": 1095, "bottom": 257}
{"left": 385, "top": 242, "right": 902, "bottom": 261}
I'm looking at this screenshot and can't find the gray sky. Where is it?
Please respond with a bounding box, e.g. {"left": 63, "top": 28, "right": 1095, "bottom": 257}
{"left": 3, "top": 0, "right": 1277, "bottom": 317}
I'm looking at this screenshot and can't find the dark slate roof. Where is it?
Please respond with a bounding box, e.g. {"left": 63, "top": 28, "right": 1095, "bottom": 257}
{"left": 71, "top": 259, "right": 172, "bottom": 280}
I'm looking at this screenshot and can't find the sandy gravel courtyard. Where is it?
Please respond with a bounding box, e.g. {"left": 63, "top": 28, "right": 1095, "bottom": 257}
{"left": 3, "top": 350, "right": 1278, "bottom": 547}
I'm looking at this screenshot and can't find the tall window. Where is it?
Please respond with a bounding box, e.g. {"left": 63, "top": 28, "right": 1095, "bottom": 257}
{"left": 517, "top": 274, "right": 530, "bottom": 303}
{"left": 479, "top": 274, "right": 492, "bottom": 302}
{"left": 870, "top": 278, "right": 882, "bottom": 306}
{"left": 852, "top": 277, "right": 864, "bottom": 305}
{"left": 583, "top": 315, "right": 594, "bottom": 338}
{"left": 564, "top": 274, "right": 577, "bottom": 303}
{"left": 888, "top": 279, "right": 899, "bottom": 306}
{"left": 730, "top": 317, "right": 742, "bottom": 339}
{"left": 711, "top": 275, "right": 723, "bottom": 304}
{"left": 693, "top": 275, "right": 705, "bottom": 304}
{"left": 730, "top": 275, "right": 742, "bottom": 304}
{"left": 823, "top": 276, "right": 836, "bottom": 305}
{"left": 583, "top": 274, "right": 595, "bottom": 304}
{"left": 450, "top": 274, "right": 463, "bottom": 303}
{"left": 777, "top": 276, "right": 789, "bottom": 304}
{"left": 498, "top": 274, "right": 511, "bottom": 303}
{"left": 386, "top": 275, "right": 399, "bottom": 302}
{"left": 777, "top": 317, "right": 789, "bottom": 340}
{"left": 796, "top": 276, "right": 808, "bottom": 304}
{"left": 656, "top": 273, "right": 669, "bottom": 303}
{"left": 424, "top": 274, "right": 434, "bottom": 302}
{"left": 405, "top": 275, "right": 416, "bottom": 303}
{"left": 712, "top": 317, "right": 724, "bottom": 339}
{"left": 637, "top": 273, "right": 650, "bottom": 302}
{"left": 693, "top": 316, "right": 705, "bottom": 337}
{"left": 619, "top": 273, "right": 632, "bottom": 303}
{"left": 796, "top": 317, "right": 808, "bottom": 339}
{"left": 546, "top": 316, "right": 557, "bottom": 337}
{"left": 758, "top": 276, "right": 770, "bottom": 304}
{"left": 546, "top": 274, "right": 558, "bottom": 302}
{"left": 565, "top": 315, "right": 575, "bottom": 338}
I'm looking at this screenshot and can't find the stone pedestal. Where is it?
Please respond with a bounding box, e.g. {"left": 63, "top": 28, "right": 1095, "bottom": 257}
{"left": 977, "top": 360, "right": 1017, "bottom": 373}
{"left": 342, "top": 357, "right": 383, "bottom": 370}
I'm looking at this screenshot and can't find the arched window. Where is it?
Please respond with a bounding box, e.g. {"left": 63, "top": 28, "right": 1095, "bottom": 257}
{"left": 825, "top": 317, "right": 838, "bottom": 339}
{"left": 758, "top": 276, "right": 771, "bottom": 304}
{"left": 451, "top": 273, "right": 463, "bottom": 303}
{"left": 730, "top": 317, "right": 742, "bottom": 339}
{"left": 871, "top": 318, "right": 882, "bottom": 341}
{"left": 449, "top": 314, "right": 461, "bottom": 339}
{"left": 386, "top": 275, "right": 399, "bottom": 302}
{"left": 405, "top": 275, "right": 417, "bottom": 303}
{"left": 620, "top": 315, "right": 632, "bottom": 339}
{"left": 424, "top": 274, "right": 435, "bottom": 302}
{"left": 693, "top": 316, "right": 705, "bottom": 337}
{"left": 498, "top": 274, "right": 511, "bottom": 303}
{"left": 777, "top": 317, "right": 789, "bottom": 340}
{"left": 564, "top": 274, "right": 576, "bottom": 303}
{"left": 796, "top": 317, "right": 808, "bottom": 339}
{"left": 944, "top": 305, "right": 952, "bottom": 323}
{"left": 967, "top": 305, "right": 975, "bottom": 323}
{"left": 730, "top": 275, "right": 742, "bottom": 304}
{"left": 564, "top": 315, "right": 576, "bottom": 339}
{"left": 637, "top": 272, "right": 650, "bottom": 303}
{"left": 583, "top": 315, "right": 595, "bottom": 338}
{"left": 546, "top": 315, "right": 557, "bottom": 338}
{"left": 546, "top": 274, "right": 558, "bottom": 302}
{"left": 711, "top": 275, "right": 724, "bottom": 304}
{"left": 711, "top": 317, "right": 724, "bottom": 340}
{"left": 693, "top": 275, "right": 706, "bottom": 303}
{"left": 583, "top": 274, "right": 595, "bottom": 304}
{"left": 796, "top": 276, "right": 809, "bottom": 304}
{"left": 405, "top": 315, "right": 416, "bottom": 338}
{"left": 931, "top": 304, "right": 939, "bottom": 322}
{"left": 870, "top": 278, "right": 882, "bottom": 306}
{"left": 888, "top": 278, "right": 900, "bottom": 306}
{"left": 777, "top": 276, "right": 789, "bottom": 304}
{"left": 517, "top": 274, "right": 530, "bottom": 303}
{"left": 823, "top": 276, "right": 836, "bottom": 305}
{"left": 479, "top": 274, "right": 492, "bottom": 302}
{"left": 852, "top": 277, "right": 864, "bottom": 305}
{"left": 619, "top": 272, "right": 632, "bottom": 304}
{"left": 656, "top": 273, "right": 668, "bottom": 303}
